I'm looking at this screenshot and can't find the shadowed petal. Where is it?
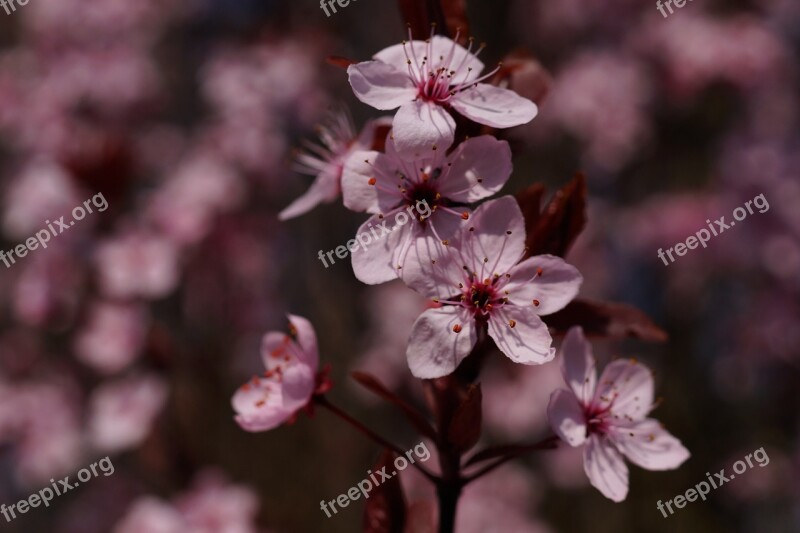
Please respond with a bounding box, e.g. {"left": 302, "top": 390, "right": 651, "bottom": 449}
{"left": 406, "top": 306, "right": 477, "bottom": 378}
{"left": 348, "top": 61, "right": 417, "bottom": 110}
{"left": 451, "top": 83, "right": 538, "bottom": 128}
{"left": 584, "top": 434, "right": 629, "bottom": 502}
{"left": 548, "top": 388, "right": 588, "bottom": 447}
{"left": 392, "top": 100, "right": 456, "bottom": 158}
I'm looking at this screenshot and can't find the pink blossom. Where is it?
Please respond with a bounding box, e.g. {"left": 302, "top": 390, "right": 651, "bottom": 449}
{"left": 113, "top": 498, "right": 185, "bottom": 533}
{"left": 87, "top": 374, "right": 168, "bottom": 453}
{"left": 347, "top": 33, "right": 537, "bottom": 157}
{"left": 74, "top": 302, "right": 149, "bottom": 375}
{"left": 402, "top": 196, "right": 582, "bottom": 378}
{"left": 342, "top": 134, "right": 512, "bottom": 284}
{"left": 280, "top": 110, "right": 390, "bottom": 220}
{"left": 231, "top": 314, "right": 320, "bottom": 432}
{"left": 95, "top": 231, "right": 180, "bottom": 300}
{"left": 547, "top": 327, "right": 690, "bottom": 502}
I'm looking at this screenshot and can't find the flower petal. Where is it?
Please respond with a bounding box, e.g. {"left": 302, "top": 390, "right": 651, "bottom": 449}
{"left": 392, "top": 100, "right": 456, "bottom": 158}
{"left": 351, "top": 211, "right": 412, "bottom": 285}
{"left": 584, "top": 434, "right": 629, "bottom": 502}
{"left": 594, "top": 359, "right": 655, "bottom": 421}
{"left": 505, "top": 255, "right": 583, "bottom": 315}
{"left": 400, "top": 232, "right": 466, "bottom": 299}
{"left": 439, "top": 136, "right": 513, "bottom": 203}
{"left": 231, "top": 379, "right": 290, "bottom": 432}
{"left": 278, "top": 169, "right": 340, "bottom": 221}
{"left": 287, "top": 314, "right": 319, "bottom": 368}
{"left": 558, "top": 326, "right": 597, "bottom": 405}
{"left": 608, "top": 418, "right": 690, "bottom": 471}
{"left": 488, "top": 305, "right": 555, "bottom": 365}
{"left": 459, "top": 196, "right": 526, "bottom": 275}
{"left": 348, "top": 61, "right": 417, "bottom": 110}
{"left": 451, "top": 83, "right": 538, "bottom": 128}
{"left": 374, "top": 36, "right": 485, "bottom": 86}
{"left": 547, "top": 389, "right": 587, "bottom": 447}
{"left": 281, "top": 363, "right": 316, "bottom": 410}
{"left": 341, "top": 150, "right": 402, "bottom": 214}
{"left": 406, "top": 306, "right": 477, "bottom": 378}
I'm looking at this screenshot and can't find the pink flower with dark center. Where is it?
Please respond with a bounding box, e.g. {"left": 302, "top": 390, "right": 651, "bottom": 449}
{"left": 347, "top": 31, "right": 538, "bottom": 158}
{"left": 547, "top": 327, "right": 690, "bottom": 502}
{"left": 231, "top": 315, "right": 322, "bottom": 432}
{"left": 342, "top": 134, "right": 512, "bottom": 284}
{"left": 279, "top": 110, "right": 390, "bottom": 220}
{"left": 402, "top": 196, "right": 582, "bottom": 378}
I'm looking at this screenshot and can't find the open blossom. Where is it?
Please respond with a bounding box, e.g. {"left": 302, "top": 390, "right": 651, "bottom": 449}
{"left": 279, "top": 110, "right": 390, "bottom": 220}
{"left": 231, "top": 315, "right": 320, "bottom": 432}
{"left": 342, "top": 134, "right": 512, "bottom": 284}
{"left": 402, "top": 196, "right": 582, "bottom": 378}
{"left": 347, "top": 32, "right": 538, "bottom": 157}
{"left": 547, "top": 327, "right": 690, "bottom": 502}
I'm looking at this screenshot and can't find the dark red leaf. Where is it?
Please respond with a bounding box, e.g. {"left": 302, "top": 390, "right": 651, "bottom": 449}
{"left": 364, "top": 450, "right": 407, "bottom": 533}
{"left": 326, "top": 55, "right": 356, "bottom": 69}
{"left": 493, "top": 49, "right": 552, "bottom": 106}
{"left": 352, "top": 372, "right": 438, "bottom": 441}
{"left": 369, "top": 124, "right": 393, "bottom": 152}
{"left": 397, "top": 0, "right": 466, "bottom": 39}
{"left": 543, "top": 298, "right": 669, "bottom": 342}
{"left": 440, "top": 0, "right": 469, "bottom": 38}
{"left": 520, "top": 171, "right": 588, "bottom": 258}
{"left": 446, "top": 383, "right": 481, "bottom": 453}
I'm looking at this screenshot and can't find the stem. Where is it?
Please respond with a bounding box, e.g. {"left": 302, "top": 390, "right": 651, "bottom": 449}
{"left": 436, "top": 480, "right": 461, "bottom": 533}
{"left": 315, "top": 395, "right": 438, "bottom": 482}
{"left": 463, "top": 436, "right": 560, "bottom": 485}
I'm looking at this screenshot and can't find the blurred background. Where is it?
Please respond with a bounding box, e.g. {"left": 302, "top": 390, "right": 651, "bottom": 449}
{"left": 0, "top": 0, "right": 798, "bottom": 531}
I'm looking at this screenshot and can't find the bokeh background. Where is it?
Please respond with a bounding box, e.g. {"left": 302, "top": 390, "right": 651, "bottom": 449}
{"left": 0, "top": 0, "right": 798, "bottom": 532}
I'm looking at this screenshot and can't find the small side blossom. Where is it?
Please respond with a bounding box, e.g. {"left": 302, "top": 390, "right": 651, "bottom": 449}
{"left": 279, "top": 110, "right": 390, "bottom": 220}
{"left": 342, "top": 134, "right": 513, "bottom": 284}
{"left": 402, "top": 196, "right": 582, "bottom": 378}
{"left": 231, "top": 315, "right": 324, "bottom": 432}
{"left": 347, "top": 31, "right": 538, "bottom": 158}
{"left": 547, "top": 327, "right": 690, "bottom": 502}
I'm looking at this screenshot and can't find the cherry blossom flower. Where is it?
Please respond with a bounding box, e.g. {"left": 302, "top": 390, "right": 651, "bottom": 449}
{"left": 547, "top": 327, "right": 690, "bottom": 502}
{"left": 279, "top": 111, "right": 390, "bottom": 220}
{"left": 402, "top": 196, "right": 582, "bottom": 378}
{"left": 95, "top": 231, "right": 180, "bottom": 300}
{"left": 73, "top": 301, "right": 149, "bottom": 375}
{"left": 231, "top": 314, "right": 320, "bottom": 432}
{"left": 342, "top": 134, "right": 512, "bottom": 284}
{"left": 347, "top": 32, "right": 538, "bottom": 157}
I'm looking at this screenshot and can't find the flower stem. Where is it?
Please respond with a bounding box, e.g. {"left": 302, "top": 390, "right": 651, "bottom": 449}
{"left": 462, "top": 436, "right": 560, "bottom": 484}
{"left": 315, "top": 395, "right": 438, "bottom": 482}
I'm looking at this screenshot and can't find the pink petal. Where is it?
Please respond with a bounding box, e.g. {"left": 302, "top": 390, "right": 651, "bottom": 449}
{"left": 261, "top": 332, "right": 290, "bottom": 370}
{"left": 451, "top": 83, "right": 538, "bottom": 128}
{"left": 439, "top": 136, "right": 513, "bottom": 203}
{"left": 505, "top": 255, "right": 583, "bottom": 315}
{"left": 558, "top": 326, "right": 597, "bottom": 405}
{"left": 406, "top": 307, "right": 477, "bottom": 378}
{"left": 374, "top": 36, "right": 485, "bottom": 86}
{"left": 347, "top": 61, "right": 417, "bottom": 111}
{"left": 609, "top": 419, "right": 690, "bottom": 471}
{"left": 278, "top": 169, "right": 339, "bottom": 221}
{"left": 547, "top": 389, "right": 587, "bottom": 447}
{"left": 341, "top": 150, "right": 410, "bottom": 215}
{"left": 400, "top": 232, "right": 468, "bottom": 299}
{"left": 287, "top": 314, "right": 319, "bottom": 368}
{"left": 594, "top": 359, "right": 655, "bottom": 421}
{"left": 281, "top": 363, "right": 315, "bottom": 410}
{"left": 392, "top": 100, "right": 456, "bottom": 158}
{"left": 231, "top": 379, "right": 290, "bottom": 432}
{"left": 351, "top": 212, "right": 411, "bottom": 285}
{"left": 488, "top": 305, "right": 555, "bottom": 365}
{"left": 584, "top": 434, "right": 629, "bottom": 502}
{"left": 460, "top": 196, "right": 526, "bottom": 275}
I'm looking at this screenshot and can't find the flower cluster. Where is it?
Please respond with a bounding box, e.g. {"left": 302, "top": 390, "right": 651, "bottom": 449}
{"left": 235, "top": 28, "right": 689, "bottom": 514}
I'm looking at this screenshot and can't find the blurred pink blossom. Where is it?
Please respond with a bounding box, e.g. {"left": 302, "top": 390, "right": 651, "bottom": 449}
{"left": 73, "top": 302, "right": 149, "bottom": 375}
{"left": 95, "top": 231, "right": 180, "bottom": 300}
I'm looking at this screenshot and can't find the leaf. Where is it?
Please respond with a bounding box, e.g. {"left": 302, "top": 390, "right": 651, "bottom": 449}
{"left": 440, "top": 0, "right": 469, "bottom": 38}
{"left": 352, "top": 372, "right": 438, "bottom": 441}
{"left": 520, "top": 171, "right": 587, "bottom": 259}
{"left": 542, "top": 298, "right": 669, "bottom": 342}
{"left": 446, "top": 383, "right": 481, "bottom": 453}
{"left": 493, "top": 49, "right": 552, "bottom": 106}
{"left": 364, "top": 450, "right": 407, "bottom": 533}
